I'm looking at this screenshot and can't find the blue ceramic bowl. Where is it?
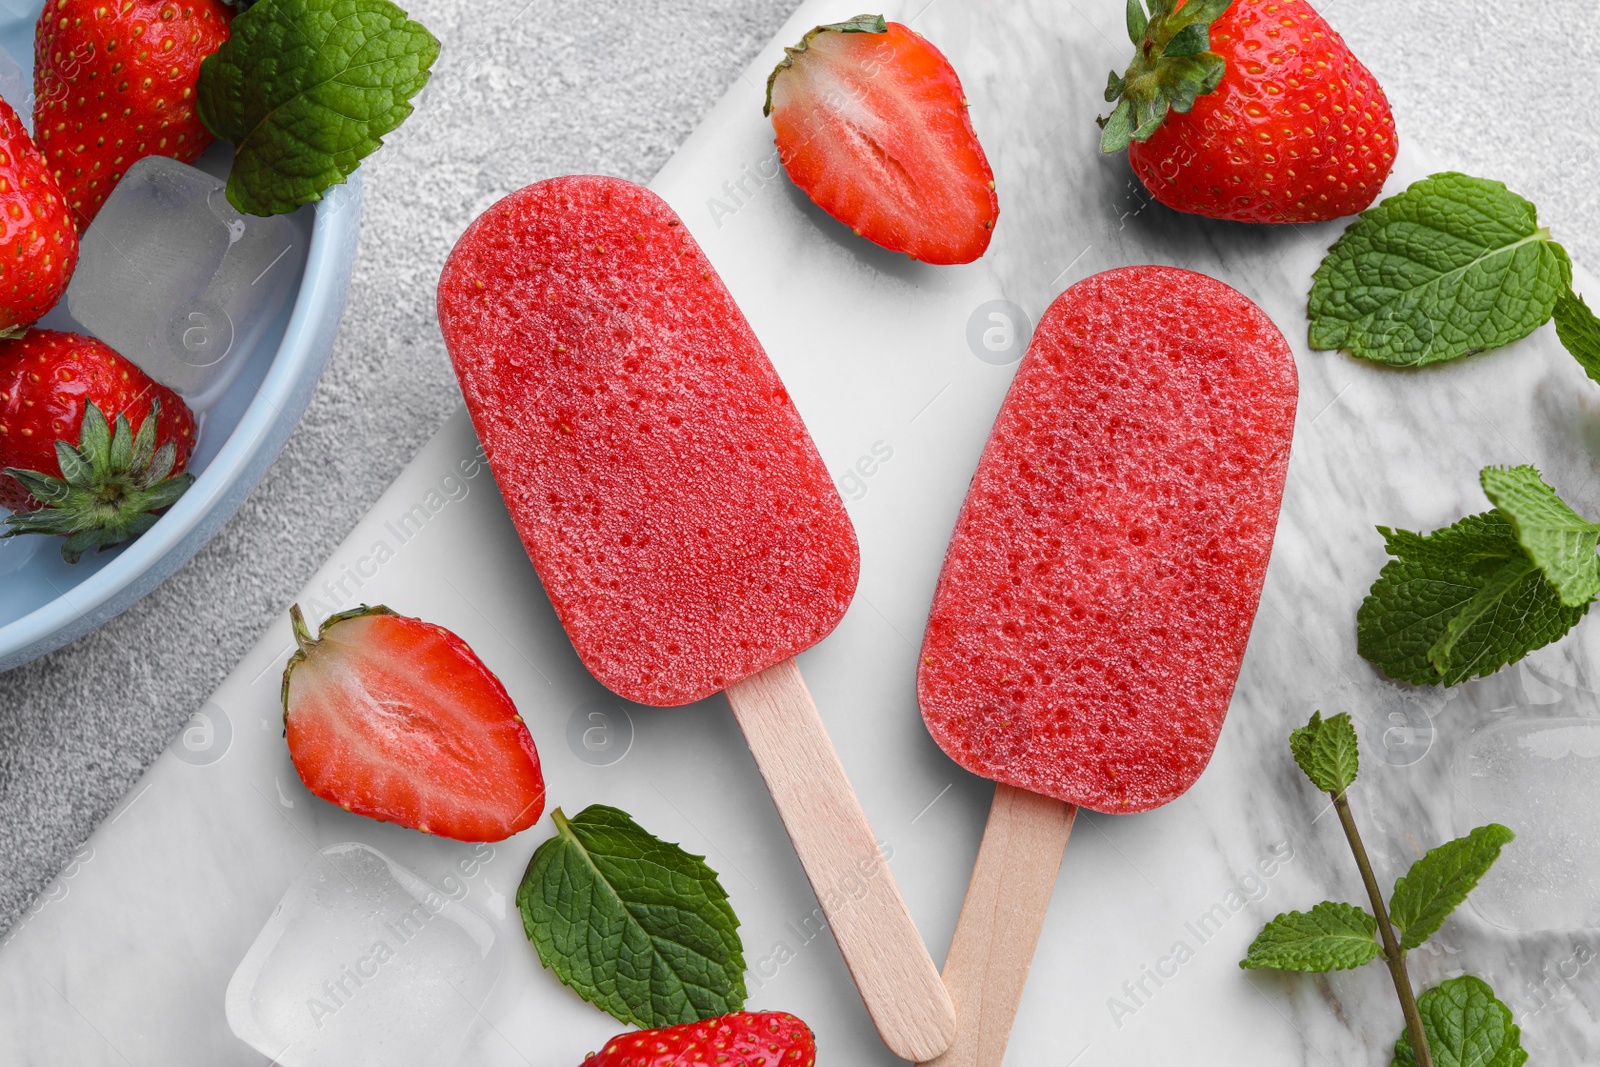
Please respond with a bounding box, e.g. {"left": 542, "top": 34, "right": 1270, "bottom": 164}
{"left": 0, "top": 8, "right": 362, "bottom": 672}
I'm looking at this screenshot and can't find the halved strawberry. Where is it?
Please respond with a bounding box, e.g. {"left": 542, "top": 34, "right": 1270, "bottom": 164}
{"left": 764, "top": 14, "right": 997, "bottom": 265}
{"left": 281, "top": 604, "right": 545, "bottom": 842}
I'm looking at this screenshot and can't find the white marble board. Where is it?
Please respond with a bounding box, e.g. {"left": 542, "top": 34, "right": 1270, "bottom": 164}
{"left": 4, "top": 0, "right": 1600, "bottom": 1062}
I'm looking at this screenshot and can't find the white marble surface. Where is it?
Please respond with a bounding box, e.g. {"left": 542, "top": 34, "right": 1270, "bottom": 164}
{"left": 2, "top": 0, "right": 1599, "bottom": 1062}
{"left": 7, "top": 0, "right": 1600, "bottom": 961}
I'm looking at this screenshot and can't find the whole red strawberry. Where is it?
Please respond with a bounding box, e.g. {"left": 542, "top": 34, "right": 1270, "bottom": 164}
{"left": 1100, "top": 0, "right": 1396, "bottom": 224}
{"left": 0, "top": 96, "right": 78, "bottom": 330}
{"left": 582, "top": 1012, "right": 815, "bottom": 1067}
{"left": 282, "top": 604, "right": 546, "bottom": 842}
{"left": 0, "top": 329, "right": 196, "bottom": 561}
{"left": 34, "top": 0, "right": 233, "bottom": 228}
{"left": 765, "top": 16, "right": 997, "bottom": 264}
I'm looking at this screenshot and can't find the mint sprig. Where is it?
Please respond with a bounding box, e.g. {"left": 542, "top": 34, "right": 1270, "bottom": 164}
{"left": 515, "top": 804, "right": 746, "bottom": 1029}
{"left": 1393, "top": 976, "right": 1527, "bottom": 1067}
{"left": 197, "top": 0, "right": 439, "bottom": 216}
{"left": 1244, "top": 711, "right": 1518, "bottom": 1067}
{"left": 1358, "top": 466, "right": 1595, "bottom": 686}
{"left": 1309, "top": 172, "right": 1572, "bottom": 367}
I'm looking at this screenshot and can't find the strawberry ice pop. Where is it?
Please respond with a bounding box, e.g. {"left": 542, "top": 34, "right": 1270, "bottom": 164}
{"left": 437, "top": 175, "right": 954, "bottom": 1060}
{"left": 438, "top": 175, "right": 855, "bottom": 707}
{"left": 918, "top": 266, "right": 1296, "bottom": 1066}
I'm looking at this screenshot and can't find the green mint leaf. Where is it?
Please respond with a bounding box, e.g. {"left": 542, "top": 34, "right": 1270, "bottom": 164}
{"left": 1554, "top": 287, "right": 1600, "bottom": 384}
{"left": 1289, "top": 710, "right": 1360, "bottom": 795}
{"left": 1356, "top": 513, "right": 1587, "bottom": 686}
{"left": 1480, "top": 465, "right": 1600, "bottom": 606}
{"left": 1308, "top": 172, "right": 1572, "bottom": 366}
{"left": 1425, "top": 552, "right": 1542, "bottom": 678}
{"left": 1239, "top": 901, "right": 1381, "bottom": 972}
{"left": 515, "top": 804, "right": 745, "bottom": 1029}
{"left": 197, "top": 0, "right": 439, "bottom": 216}
{"left": 1389, "top": 824, "right": 1514, "bottom": 951}
{"left": 1393, "top": 976, "right": 1527, "bottom": 1067}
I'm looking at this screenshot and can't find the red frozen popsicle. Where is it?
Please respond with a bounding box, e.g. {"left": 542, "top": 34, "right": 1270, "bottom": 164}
{"left": 917, "top": 266, "right": 1296, "bottom": 1066}
{"left": 438, "top": 176, "right": 855, "bottom": 706}
{"left": 438, "top": 175, "right": 954, "bottom": 1060}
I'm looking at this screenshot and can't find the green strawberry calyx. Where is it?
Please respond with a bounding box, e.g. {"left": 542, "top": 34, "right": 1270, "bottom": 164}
{"left": 1098, "top": 0, "right": 1231, "bottom": 154}
{"left": 762, "top": 13, "right": 887, "bottom": 117}
{"left": 2, "top": 399, "right": 194, "bottom": 564}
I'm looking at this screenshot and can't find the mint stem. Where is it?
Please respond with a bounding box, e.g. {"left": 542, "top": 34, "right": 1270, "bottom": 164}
{"left": 1332, "top": 790, "right": 1434, "bottom": 1067}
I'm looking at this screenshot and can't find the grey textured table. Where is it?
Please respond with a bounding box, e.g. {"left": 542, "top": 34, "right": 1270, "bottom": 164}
{"left": 1, "top": 0, "right": 1596, "bottom": 935}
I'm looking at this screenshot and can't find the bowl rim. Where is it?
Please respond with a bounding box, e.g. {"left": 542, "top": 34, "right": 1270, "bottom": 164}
{"left": 0, "top": 182, "right": 362, "bottom": 665}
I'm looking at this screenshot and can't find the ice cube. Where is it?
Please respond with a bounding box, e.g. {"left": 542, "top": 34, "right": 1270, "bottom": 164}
{"left": 65, "top": 155, "right": 306, "bottom": 404}
{"left": 0, "top": 43, "right": 29, "bottom": 130}
{"left": 225, "top": 842, "right": 504, "bottom": 1066}
{"left": 1454, "top": 716, "right": 1600, "bottom": 932}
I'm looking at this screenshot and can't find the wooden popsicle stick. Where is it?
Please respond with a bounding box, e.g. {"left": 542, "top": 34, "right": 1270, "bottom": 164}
{"left": 725, "top": 658, "right": 957, "bottom": 1062}
{"left": 921, "top": 783, "right": 1076, "bottom": 1067}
